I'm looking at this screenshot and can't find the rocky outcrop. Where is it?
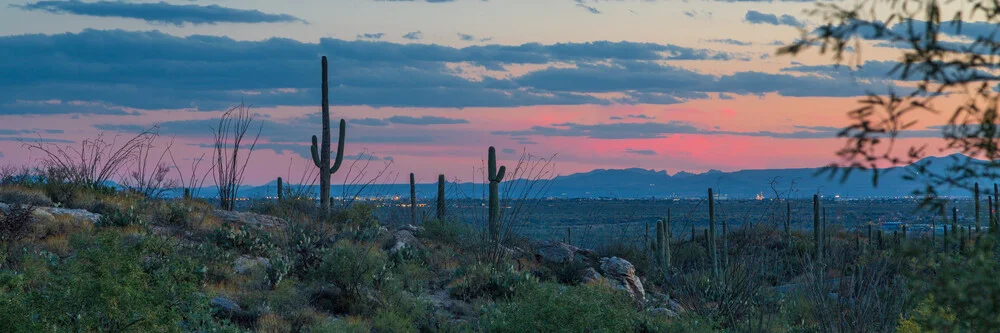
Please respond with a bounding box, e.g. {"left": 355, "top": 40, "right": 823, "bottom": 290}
{"left": 0, "top": 202, "right": 102, "bottom": 225}
{"left": 213, "top": 210, "right": 286, "bottom": 228}
{"left": 385, "top": 225, "right": 424, "bottom": 254}
{"left": 600, "top": 256, "right": 646, "bottom": 306}
{"left": 530, "top": 240, "right": 597, "bottom": 265}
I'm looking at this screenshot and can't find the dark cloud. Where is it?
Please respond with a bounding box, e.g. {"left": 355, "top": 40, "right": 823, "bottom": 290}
{"left": 744, "top": 10, "right": 805, "bottom": 28}
{"left": 357, "top": 33, "right": 385, "bottom": 40}
{"left": 402, "top": 31, "right": 423, "bottom": 40}
{"left": 574, "top": 0, "right": 601, "bottom": 14}
{"left": 0, "top": 29, "right": 741, "bottom": 112}
{"left": 492, "top": 121, "right": 943, "bottom": 140}
{"left": 708, "top": 38, "right": 751, "bottom": 46}
{"left": 457, "top": 33, "right": 475, "bottom": 41}
{"left": 625, "top": 148, "right": 657, "bottom": 155}
{"left": 386, "top": 116, "right": 469, "bottom": 125}
{"left": 13, "top": 0, "right": 304, "bottom": 26}
{"left": 501, "top": 148, "right": 517, "bottom": 154}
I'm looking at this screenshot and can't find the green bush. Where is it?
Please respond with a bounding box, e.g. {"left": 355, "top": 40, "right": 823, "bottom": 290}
{"left": 0, "top": 204, "right": 35, "bottom": 245}
{"left": 310, "top": 240, "right": 389, "bottom": 314}
{"left": 96, "top": 205, "right": 146, "bottom": 227}
{"left": 449, "top": 263, "right": 536, "bottom": 302}
{"left": 208, "top": 224, "right": 275, "bottom": 257}
{"left": 420, "top": 218, "right": 473, "bottom": 245}
{"left": 0, "top": 231, "right": 237, "bottom": 332}
{"left": 482, "top": 282, "right": 667, "bottom": 332}
{"left": 0, "top": 186, "right": 52, "bottom": 207}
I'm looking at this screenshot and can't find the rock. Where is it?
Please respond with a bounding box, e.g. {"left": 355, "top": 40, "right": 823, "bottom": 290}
{"left": 31, "top": 208, "right": 55, "bottom": 224}
{"left": 600, "top": 257, "right": 646, "bottom": 306}
{"left": 211, "top": 296, "right": 241, "bottom": 313}
{"left": 234, "top": 255, "right": 271, "bottom": 274}
{"left": 581, "top": 267, "right": 602, "bottom": 283}
{"left": 385, "top": 229, "right": 423, "bottom": 254}
{"left": 213, "top": 210, "right": 286, "bottom": 228}
{"left": 650, "top": 307, "right": 679, "bottom": 319}
{"left": 43, "top": 207, "right": 102, "bottom": 224}
{"left": 399, "top": 224, "right": 423, "bottom": 233}
{"left": 530, "top": 240, "right": 596, "bottom": 265}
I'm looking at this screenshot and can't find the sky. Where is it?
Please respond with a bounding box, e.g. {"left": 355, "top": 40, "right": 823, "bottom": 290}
{"left": 0, "top": 0, "right": 976, "bottom": 185}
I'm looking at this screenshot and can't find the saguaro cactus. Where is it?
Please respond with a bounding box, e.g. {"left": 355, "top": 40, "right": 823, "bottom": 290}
{"left": 975, "top": 182, "right": 981, "bottom": 233}
{"left": 709, "top": 188, "right": 718, "bottom": 278}
{"left": 665, "top": 208, "right": 672, "bottom": 269}
{"left": 183, "top": 188, "right": 191, "bottom": 200}
{"left": 410, "top": 173, "right": 417, "bottom": 225}
{"left": 655, "top": 219, "right": 664, "bottom": 267}
{"left": 813, "top": 194, "right": 822, "bottom": 262}
{"left": 487, "top": 147, "right": 506, "bottom": 242}
{"left": 277, "top": 177, "right": 283, "bottom": 202}
{"left": 785, "top": 201, "right": 791, "bottom": 247}
{"left": 437, "top": 174, "right": 446, "bottom": 220}
{"left": 312, "top": 57, "right": 346, "bottom": 214}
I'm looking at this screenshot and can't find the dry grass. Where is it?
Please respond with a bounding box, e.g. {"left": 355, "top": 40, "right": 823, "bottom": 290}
{"left": 257, "top": 313, "right": 292, "bottom": 333}
{"left": 0, "top": 186, "right": 52, "bottom": 206}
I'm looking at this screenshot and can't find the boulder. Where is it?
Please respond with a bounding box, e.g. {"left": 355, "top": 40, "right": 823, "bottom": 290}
{"left": 581, "top": 267, "right": 602, "bottom": 284}
{"left": 211, "top": 296, "right": 241, "bottom": 313}
{"left": 43, "top": 207, "right": 102, "bottom": 224}
{"left": 213, "top": 210, "right": 286, "bottom": 228}
{"left": 649, "top": 307, "right": 679, "bottom": 319}
{"left": 530, "top": 240, "right": 596, "bottom": 265}
{"left": 399, "top": 224, "right": 423, "bottom": 233}
{"left": 385, "top": 228, "right": 423, "bottom": 254}
{"left": 600, "top": 256, "right": 646, "bottom": 306}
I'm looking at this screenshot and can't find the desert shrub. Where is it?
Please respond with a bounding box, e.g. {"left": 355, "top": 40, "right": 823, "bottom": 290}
{"left": 0, "top": 204, "right": 35, "bottom": 246}
{"left": 152, "top": 200, "right": 196, "bottom": 227}
{"left": 420, "top": 218, "right": 474, "bottom": 245}
{"left": 208, "top": 224, "right": 275, "bottom": 257}
{"left": 312, "top": 317, "right": 371, "bottom": 333}
{"left": 0, "top": 186, "right": 51, "bottom": 206}
{"left": 0, "top": 231, "right": 237, "bottom": 332}
{"left": 29, "top": 213, "right": 92, "bottom": 240}
{"left": 96, "top": 204, "right": 146, "bottom": 227}
{"left": 372, "top": 308, "right": 417, "bottom": 333}
{"left": 310, "top": 240, "right": 388, "bottom": 314}
{"left": 334, "top": 203, "right": 379, "bottom": 228}
{"left": 284, "top": 221, "right": 333, "bottom": 277}
{"left": 481, "top": 282, "right": 651, "bottom": 332}
{"left": 903, "top": 239, "right": 1000, "bottom": 332}
{"left": 449, "top": 263, "right": 536, "bottom": 302}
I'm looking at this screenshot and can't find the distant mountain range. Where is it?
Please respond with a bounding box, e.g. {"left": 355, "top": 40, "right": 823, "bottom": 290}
{"left": 182, "top": 153, "right": 994, "bottom": 199}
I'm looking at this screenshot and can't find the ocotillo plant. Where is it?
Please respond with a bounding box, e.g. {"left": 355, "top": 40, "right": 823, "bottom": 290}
{"left": 708, "top": 188, "right": 718, "bottom": 278}
{"left": 813, "top": 194, "right": 822, "bottom": 262}
{"left": 277, "top": 177, "right": 283, "bottom": 202}
{"left": 487, "top": 146, "right": 506, "bottom": 242}
{"left": 975, "top": 182, "right": 981, "bottom": 233}
{"left": 722, "top": 217, "right": 729, "bottom": 271}
{"left": 311, "top": 57, "right": 346, "bottom": 214}
{"left": 410, "top": 173, "right": 417, "bottom": 225}
{"left": 436, "top": 174, "right": 446, "bottom": 220}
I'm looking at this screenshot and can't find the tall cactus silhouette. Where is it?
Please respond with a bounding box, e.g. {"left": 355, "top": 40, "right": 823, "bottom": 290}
{"left": 665, "top": 208, "right": 671, "bottom": 269}
{"left": 311, "top": 56, "right": 346, "bottom": 214}
{"left": 975, "top": 182, "right": 981, "bottom": 233}
{"left": 410, "top": 173, "right": 417, "bottom": 225}
{"left": 785, "top": 201, "right": 791, "bottom": 247}
{"left": 655, "top": 219, "right": 664, "bottom": 267}
{"left": 708, "top": 188, "right": 718, "bottom": 278}
{"left": 813, "top": 194, "right": 822, "bottom": 262}
{"left": 277, "top": 177, "right": 283, "bottom": 202}
{"left": 437, "top": 174, "right": 446, "bottom": 220}
{"left": 487, "top": 147, "right": 506, "bottom": 242}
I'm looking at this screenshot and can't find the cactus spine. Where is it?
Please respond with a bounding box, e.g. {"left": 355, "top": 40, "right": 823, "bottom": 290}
{"left": 410, "top": 173, "right": 417, "bottom": 225}
{"left": 437, "top": 174, "right": 446, "bottom": 220}
{"left": 277, "top": 177, "right": 283, "bottom": 202}
{"left": 709, "top": 188, "right": 718, "bottom": 278}
{"left": 487, "top": 147, "right": 506, "bottom": 242}
{"left": 312, "top": 57, "right": 346, "bottom": 214}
